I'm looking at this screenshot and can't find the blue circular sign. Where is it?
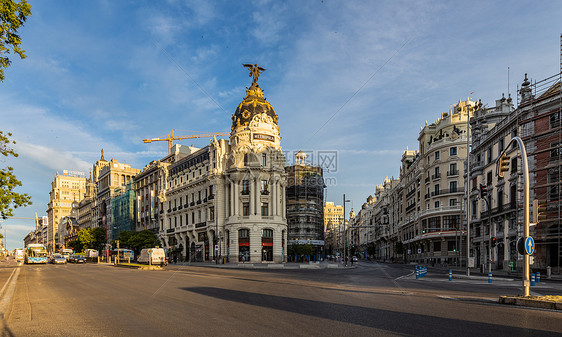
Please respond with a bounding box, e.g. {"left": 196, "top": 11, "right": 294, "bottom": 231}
{"left": 524, "top": 237, "right": 535, "bottom": 255}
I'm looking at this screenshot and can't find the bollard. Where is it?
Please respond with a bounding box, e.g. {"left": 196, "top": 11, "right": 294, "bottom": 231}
{"left": 547, "top": 266, "right": 552, "bottom": 279}
{"left": 531, "top": 273, "right": 535, "bottom": 286}
{"left": 416, "top": 266, "right": 419, "bottom": 279}
{"left": 488, "top": 272, "right": 493, "bottom": 284}
{"left": 536, "top": 272, "right": 540, "bottom": 283}
{"left": 449, "top": 270, "right": 452, "bottom": 281}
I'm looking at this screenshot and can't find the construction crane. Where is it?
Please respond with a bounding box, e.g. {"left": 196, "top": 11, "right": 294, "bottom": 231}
{"left": 143, "top": 129, "right": 230, "bottom": 155}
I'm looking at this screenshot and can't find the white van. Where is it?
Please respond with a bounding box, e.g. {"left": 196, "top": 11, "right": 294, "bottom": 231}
{"left": 137, "top": 248, "right": 167, "bottom": 266}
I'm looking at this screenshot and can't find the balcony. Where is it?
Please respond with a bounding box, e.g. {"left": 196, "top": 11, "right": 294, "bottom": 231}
{"left": 208, "top": 194, "right": 215, "bottom": 200}
{"left": 431, "top": 187, "right": 464, "bottom": 197}
{"left": 197, "top": 200, "right": 202, "bottom": 205}
{"left": 167, "top": 209, "right": 171, "bottom": 213}
{"left": 159, "top": 209, "right": 164, "bottom": 214}
{"left": 178, "top": 205, "right": 183, "bottom": 210}
{"left": 203, "top": 197, "right": 207, "bottom": 203}
{"left": 431, "top": 173, "right": 441, "bottom": 180}
{"left": 261, "top": 190, "right": 270, "bottom": 195}
{"left": 173, "top": 207, "right": 177, "bottom": 212}
{"left": 195, "top": 222, "right": 206, "bottom": 229}
{"left": 166, "top": 228, "right": 175, "bottom": 233}
{"left": 184, "top": 204, "right": 189, "bottom": 208}
{"left": 447, "top": 170, "right": 459, "bottom": 177}
{"left": 241, "top": 190, "right": 250, "bottom": 195}
{"left": 425, "top": 177, "right": 430, "bottom": 183}
{"left": 190, "top": 201, "right": 195, "bottom": 206}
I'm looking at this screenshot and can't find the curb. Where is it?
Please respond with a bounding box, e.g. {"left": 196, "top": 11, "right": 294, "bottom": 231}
{"left": 113, "top": 263, "right": 163, "bottom": 271}
{"left": 499, "top": 296, "right": 562, "bottom": 310}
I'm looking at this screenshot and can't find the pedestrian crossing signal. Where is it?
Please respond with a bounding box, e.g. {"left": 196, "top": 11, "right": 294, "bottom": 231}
{"left": 497, "top": 154, "right": 510, "bottom": 178}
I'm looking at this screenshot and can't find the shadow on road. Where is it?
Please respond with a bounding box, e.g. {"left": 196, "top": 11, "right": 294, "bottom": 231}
{"left": 182, "top": 287, "right": 557, "bottom": 337}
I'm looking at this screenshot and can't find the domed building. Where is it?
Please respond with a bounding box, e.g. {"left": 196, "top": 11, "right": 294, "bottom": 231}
{"left": 160, "top": 65, "right": 288, "bottom": 263}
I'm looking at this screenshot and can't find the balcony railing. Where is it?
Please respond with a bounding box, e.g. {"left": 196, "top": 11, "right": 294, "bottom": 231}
{"left": 208, "top": 194, "right": 215, "bottom": 200}
{"left": 241, "top": 190, "right": 250, "bottom": 195}
{"left": 431, "top": 187, "right": 464, "bottom": 197}
{"left": 166, "top": 228, "right": 175, "bottom": 233}
{"left": 432, "top": 173, "right": 441, "bottom": 180}
{"left": 190, "top": 201, "right": 195, "bottom": 206}
{"left": 261, "top": 190, "right": 270, "bottom": 195}
{"left": 197, "top": 200, "right": 202, "bottom": 205}
{"left": 425, "top": 177, "right": 430, "bottom": 183}
{"left": 195, "top": 222, "right": 206, "bottom": 228}
{"left": 447, "top": 170, "right": 459, "bottom": 176}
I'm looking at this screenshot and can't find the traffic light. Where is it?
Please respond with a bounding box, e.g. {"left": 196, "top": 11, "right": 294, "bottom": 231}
{"left": 532, "top": 199, "right": 547, "bottom": 223}
{"left": 498, "top": 154, "right": 510, "bottom": 178}
{"left": 480, "top": 184, "right": 487, "bottom": 198}
{"left": 491, "top": 237, "right": 497, "bottom": 247}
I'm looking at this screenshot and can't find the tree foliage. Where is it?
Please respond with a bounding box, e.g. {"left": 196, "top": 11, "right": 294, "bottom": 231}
{"left": 0, "top": 0, "right": 31, "bottom": 81}
{"left": 68, "top": 227, "right": 106, "bottom": 253}
{"left": 113, "top": 230, "right": 159, "bottom": 256}
{"left": 0, "top": 131, "right": 31, "bottom": 219}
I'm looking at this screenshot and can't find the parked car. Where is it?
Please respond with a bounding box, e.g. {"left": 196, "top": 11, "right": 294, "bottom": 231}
{"left": 50, "top": 254, "right": 67, "bottom": 264}
{"left": 68, "top": 255, "right": 86, "bottom": 263}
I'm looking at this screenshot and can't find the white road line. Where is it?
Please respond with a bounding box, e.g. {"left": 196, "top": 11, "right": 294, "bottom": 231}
{"left": 0, "top": 268, "right": 20, "bottom": 319}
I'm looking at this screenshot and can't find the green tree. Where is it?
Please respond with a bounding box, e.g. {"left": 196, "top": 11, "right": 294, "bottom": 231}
{"left": 0, "top": 0, "right": 31, "bottom": 81}
{"left": 0, "top": 131, "right": 31, "bottom": 219}
{"left": 90, "top": 227, "right": 107, "bottom": 251}
{"left": 127, "top": 230, "right": 159, "bottom": 256}
{"left": 68, "top": 239, "right": 83, "bottom": 253}
{"left": 77, "top": 228, "right": 93, "bottom": 249}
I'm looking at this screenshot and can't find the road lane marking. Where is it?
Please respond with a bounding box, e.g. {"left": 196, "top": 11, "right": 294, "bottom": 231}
{"left": 0, "top": 268, "right": 20, "bottom": 319}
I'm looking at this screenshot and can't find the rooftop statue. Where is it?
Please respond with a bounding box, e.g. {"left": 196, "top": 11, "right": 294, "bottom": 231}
{"left": 243, "top": 63, "right": 265, "bottom": 85}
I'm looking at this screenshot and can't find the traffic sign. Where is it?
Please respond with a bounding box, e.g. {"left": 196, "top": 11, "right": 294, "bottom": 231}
{"left": 524, "top": 237, "right": 535, "bottom": 255}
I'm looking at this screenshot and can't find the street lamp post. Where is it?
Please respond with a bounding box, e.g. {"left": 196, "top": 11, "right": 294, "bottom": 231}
{"left": 342, "top": 194, "right": 350, "bottom": 266}
{"left": 497, "top": 137, "right": 531, "bottom": 296}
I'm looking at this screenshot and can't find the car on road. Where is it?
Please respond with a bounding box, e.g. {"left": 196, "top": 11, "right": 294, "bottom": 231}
{"left": 68, "top": 255, "right": 86, "bottom": 263}
{"left": 50, "top": 254, "right": 67, "bottom": 264}
{"left": 352, "top": 256, "right": 358, "bottom": 262}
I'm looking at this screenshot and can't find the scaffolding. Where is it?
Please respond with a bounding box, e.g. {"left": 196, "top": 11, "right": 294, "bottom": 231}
{"left": 518, "top": 68, "right": 562, "bottom": 271}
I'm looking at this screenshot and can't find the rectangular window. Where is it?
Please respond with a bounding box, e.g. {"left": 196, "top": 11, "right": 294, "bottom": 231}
{"left": 550, "top": 142, "right": 560, "bottom": 162}
{"left": 244, "top": 154, "right": 249, "bottom": 166}
{"left": 449, "top": 199, "right": 457, "bottom": 206}
{"left": 433, "top": 241, "right": 441, "bottom": 252}
{"left": 448, "top": 241, "right": 457, "bottom": 252}
{"left": 242, "top": 180, "right": 250, "bottom": 195}
{"left": 449, "top": 181, "right": 457, "bottom": 192}
{"left": 261, "top": 180, "right": 269, "bottom": 194}
{"left": 261, "top": 202, "right": 269, "bottom": 216}
{"left": 262, "top": 153, "right": 267, "bottom": 166}
{"left": 435, "top": 151, "right": 440, "bottom": 160}
{"left": 487, "top": 147, "right": 492, "bottom": 164}
{"left": 487, "top": 171, "right": 493, "bottom": 186}
{"left": 243, "top": 202, "right": 250, "bottom": 216}
{"left": 498, "top": 139, "right": 504, "bottom": 152}
{"left": 550, "top": 112, "right": 560, "bottom": 129}
{"left": 434, "top": 201, "right": 440, "bottom": 208}
{"left": 209, "top": 206, "right": 215, "bottom": 221}
{"left": 449, "top": 163, "right": 457, "bottom": 176}
{"left": 450, "top": 147, "right": 457, "bottom": 156}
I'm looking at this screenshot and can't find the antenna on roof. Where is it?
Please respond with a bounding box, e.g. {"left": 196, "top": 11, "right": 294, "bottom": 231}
{"left": 508, "top": 66, "right": 510, "bottom": 97}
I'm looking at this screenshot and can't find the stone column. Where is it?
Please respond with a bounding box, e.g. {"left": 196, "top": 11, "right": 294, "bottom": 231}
{"left": 250, "top": 177, "right": 255, "bottom": 216}
{"left": 234, "top": 179, "right": 239, "bottom": 216}
{"left": 269, "top": 176, "right": 277, "bottom": 216}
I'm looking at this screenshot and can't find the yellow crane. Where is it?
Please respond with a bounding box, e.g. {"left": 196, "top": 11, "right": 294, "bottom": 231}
{"left": 143, "top": 129, "right": 230, "bottom": 155}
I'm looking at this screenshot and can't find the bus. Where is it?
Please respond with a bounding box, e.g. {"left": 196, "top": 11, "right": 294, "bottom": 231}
{"left": 13, "top": 248, "right": 25, "bottom": 261}
{"left": 25, "top": 244, "right": 48, "bottom": 264}
{"left": 112, "top": 249, "right": 134, "bottom": 263}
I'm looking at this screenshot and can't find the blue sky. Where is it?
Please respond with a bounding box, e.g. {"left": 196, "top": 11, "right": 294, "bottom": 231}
{"left": 1, "top": 0, "right": 561, "bottom": 250}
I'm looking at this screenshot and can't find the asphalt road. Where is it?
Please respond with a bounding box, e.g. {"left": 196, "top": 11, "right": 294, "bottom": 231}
{"left": 1, "top": 261, "right": 561, "bottom": 337}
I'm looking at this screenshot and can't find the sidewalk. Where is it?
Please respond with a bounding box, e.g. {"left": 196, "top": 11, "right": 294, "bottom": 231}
{"left": 162, "top": 260, "right": 347, "bottom": 270}
{"left": 414, "top": 263, "right": 562, "bottom": 282}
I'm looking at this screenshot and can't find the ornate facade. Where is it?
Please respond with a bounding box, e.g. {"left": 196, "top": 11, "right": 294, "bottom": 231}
{"left": 160, "top": 66, "right": 288, "bottom": 263}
